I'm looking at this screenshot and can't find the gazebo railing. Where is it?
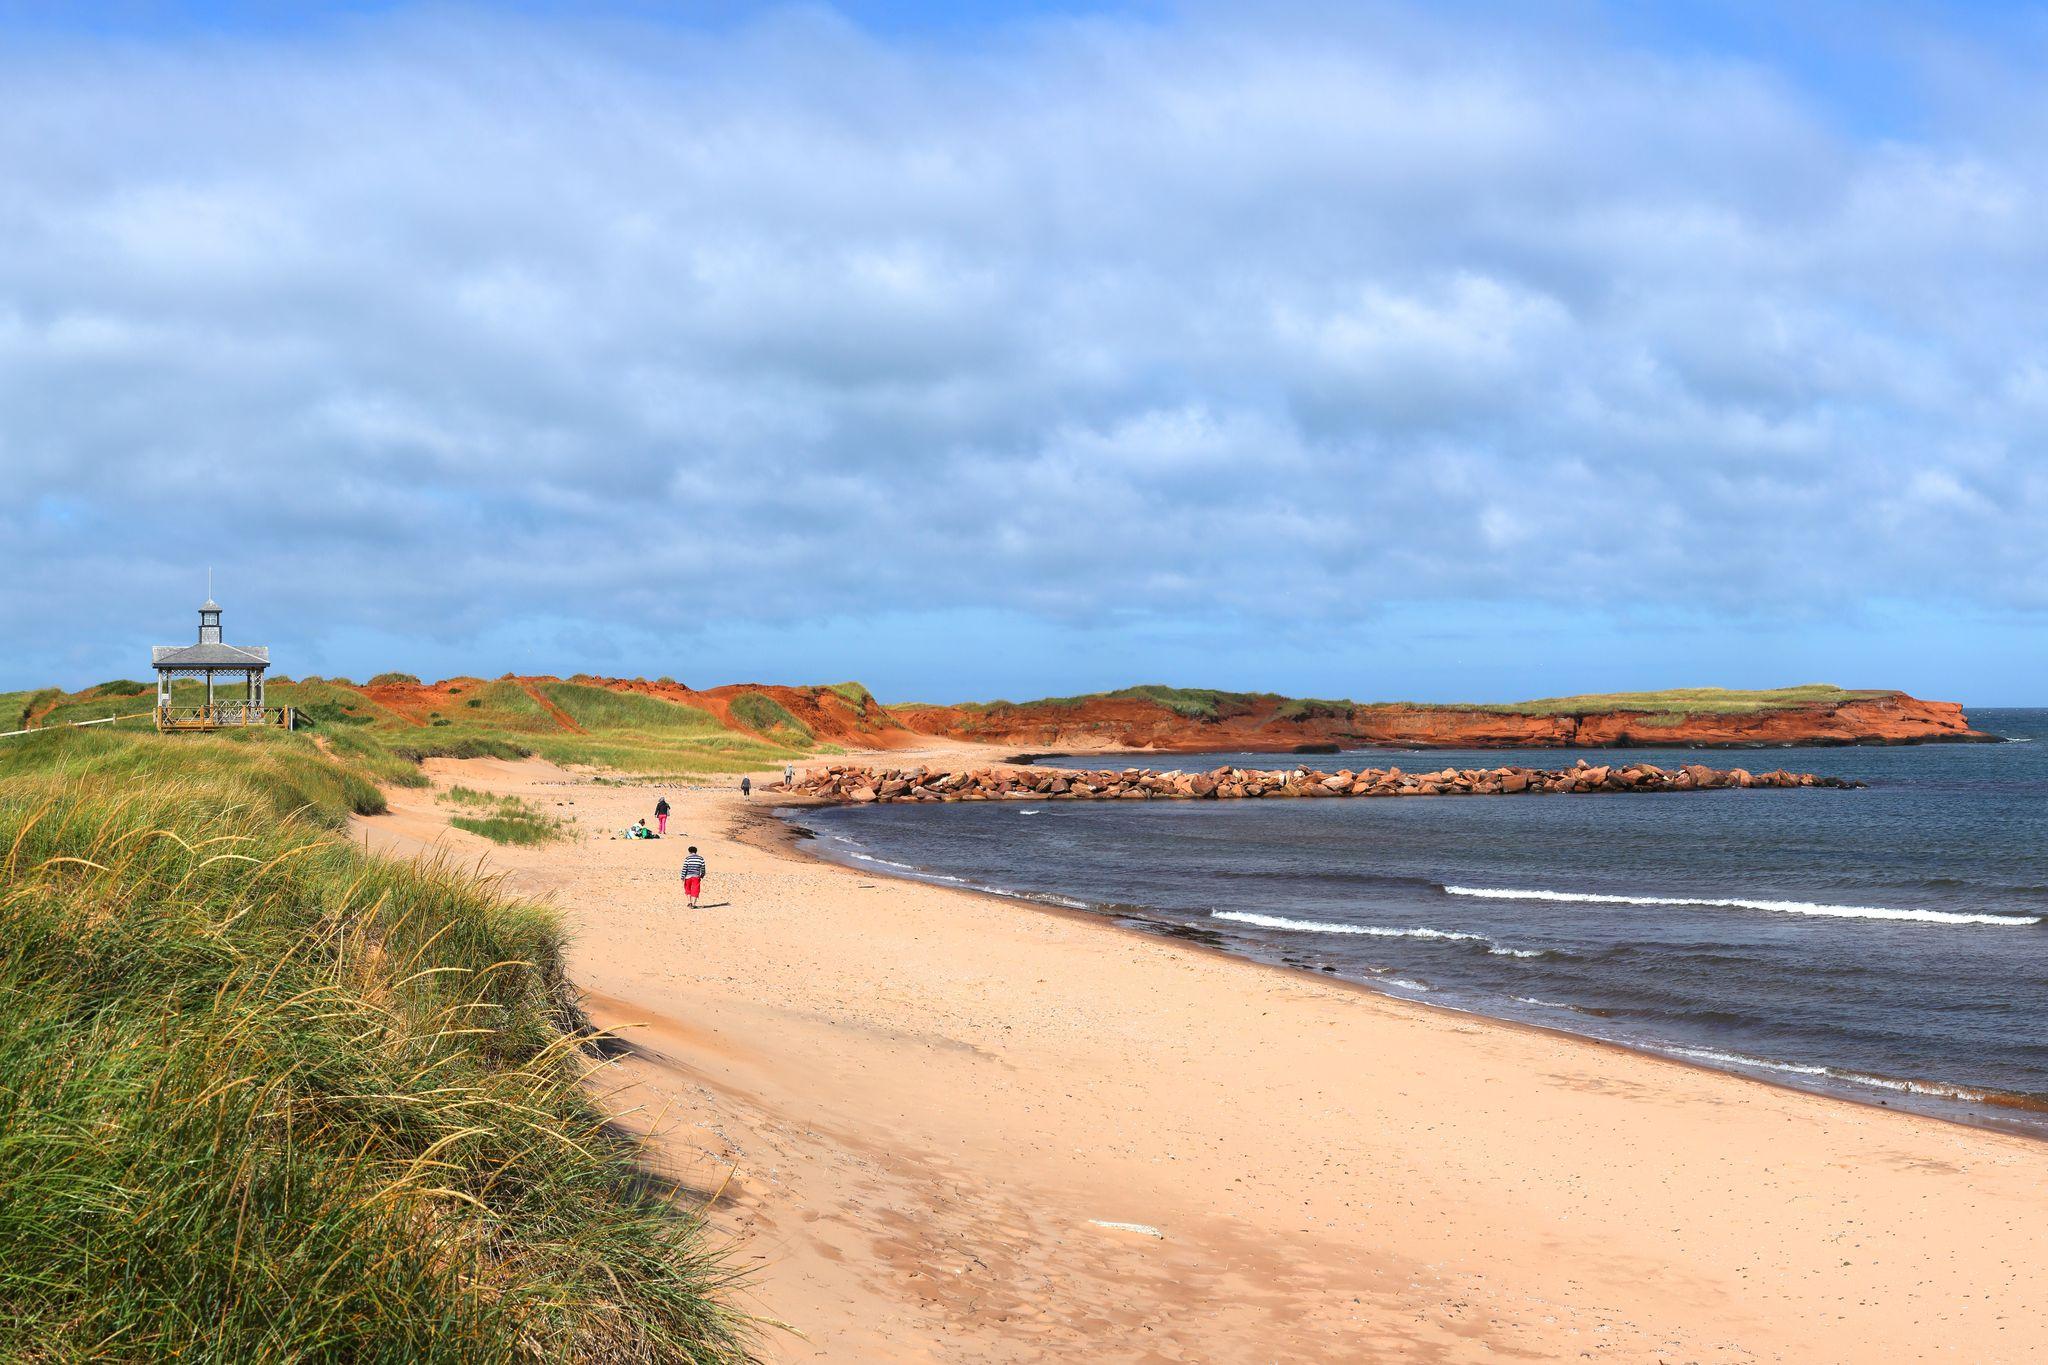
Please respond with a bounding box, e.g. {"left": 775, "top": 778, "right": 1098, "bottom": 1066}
{"left": 156, "top": 704, "right": 295, "bottom": 731}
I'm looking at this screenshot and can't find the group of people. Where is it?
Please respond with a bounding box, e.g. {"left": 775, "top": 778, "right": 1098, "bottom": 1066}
{"left": 618, "top": 783, "right": 767, "bottom": 908}
{"left": 617, "top": 770, "right": 804, "bottom": 905}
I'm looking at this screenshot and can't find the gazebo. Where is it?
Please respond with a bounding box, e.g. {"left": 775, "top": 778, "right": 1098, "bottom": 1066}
{"left": 152, "top": 596, "right": 292, "bottom": 731}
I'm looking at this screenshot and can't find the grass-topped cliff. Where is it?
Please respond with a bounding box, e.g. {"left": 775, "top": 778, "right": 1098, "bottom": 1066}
{"left": 8, "top": 676, "right": 1989, "bottom": 759}
{"left": 0, "top": 726, "right": 752, "bottom": 1360}
{"left": 890, "top": 684, "right": 1989, "bottom": 749}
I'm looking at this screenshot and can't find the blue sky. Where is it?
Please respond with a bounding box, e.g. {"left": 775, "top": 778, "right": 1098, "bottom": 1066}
{"left": 4, "top": 2, "right": 2047, "bottom": 704}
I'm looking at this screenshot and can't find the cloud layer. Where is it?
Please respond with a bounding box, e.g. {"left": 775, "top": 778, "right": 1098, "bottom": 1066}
{"left": 3, "top": 5, "right": 2046, "bottom": 695}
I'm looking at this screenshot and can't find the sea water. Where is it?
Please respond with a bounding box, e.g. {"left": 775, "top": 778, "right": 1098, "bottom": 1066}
{"left": 788, "top": 709, "right": 2048, "bottom": 1134}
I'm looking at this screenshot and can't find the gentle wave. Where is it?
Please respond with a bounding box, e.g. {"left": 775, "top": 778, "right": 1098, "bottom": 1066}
{"left": 1209, "top": 910, "right": 1548, "bottom": 957}
{"left": 1444, "top": 885, "right": 2040, "bottom": 927}
{"left": 1659, "top": 1046, "right": 2048, "bottom": 1109}
{"left": 847, "top": 851, "right": 967, "bottom": 883}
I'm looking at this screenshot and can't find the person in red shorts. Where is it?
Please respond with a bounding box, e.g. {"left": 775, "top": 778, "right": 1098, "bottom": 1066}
{"left": 681, "top": 846, "right": 707, "bottom": 908}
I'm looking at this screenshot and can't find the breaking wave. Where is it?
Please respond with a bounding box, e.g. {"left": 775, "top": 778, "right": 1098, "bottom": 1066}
{"left": 1209, "top": 910, "right": 1549, "bottom": 957}
{"left": 1444, "top": 885, "right": 2040, "bottom": 927}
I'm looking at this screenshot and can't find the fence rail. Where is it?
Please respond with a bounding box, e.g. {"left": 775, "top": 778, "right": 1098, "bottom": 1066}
{"left": 1, "top": 705, "right": 298, "bottom": 740}
{"left": 0, "top": 711, "right": 156, "bottom": 741}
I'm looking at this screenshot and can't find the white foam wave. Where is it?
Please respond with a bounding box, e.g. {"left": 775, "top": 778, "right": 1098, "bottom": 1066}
{"left": 847, "top": 851, "right": 968, "bottom": 884}
{"left": 1665, "top": 1047, "right": 1990, "bottom": 1102}
{"left": 1444, "top": 885, "right": 2039, "bottom": 927}
{"left": 1211, "top": 910, "right": 1483, "bottom": 941}
{"left": 1210, "top": 910, "right": 1549, "bottom": 958}
{"left": 1381, "top": 977, "right": 1431, "bottom": 991}
{"left": 1513, "top": 996, "right": 1573, "bottom": 1010}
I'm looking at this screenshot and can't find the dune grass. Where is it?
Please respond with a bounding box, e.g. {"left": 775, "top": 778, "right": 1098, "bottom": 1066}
{"left": 0, "top": 728, "right": 753, "bottom": 1361}
{"left": 730, "top": 692, "right": 813, "bottom": 746}
{"left": 539, "top": 682, "right": 727, "bottom": 735}
{"left": 439, "top": 785, "right": 568, "bottom": 845}
{"left": 822, "top": 682, "right": 875, "bottom": 713}
{"left": 2, "top": 688, "right": 62, "bottom": 731}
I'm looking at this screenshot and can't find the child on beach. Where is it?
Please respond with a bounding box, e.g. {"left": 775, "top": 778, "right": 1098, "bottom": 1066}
{"left": 654, "top": 796, "right": 670, "bottom": 835}
{"left": 681, "top": 847, "right": 707, "bottom": 907}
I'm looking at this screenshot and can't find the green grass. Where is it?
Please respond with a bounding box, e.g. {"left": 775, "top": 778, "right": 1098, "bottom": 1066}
{"left": 822, "top": 682, "right": 874, "bottom": 713}
{"left": 947, "top": 685, "right": 1277, "bottom": 722}
{"left": 1, "top": 688, "right": 61, "bottom": 731}
{"left": 539, "top": 683, "right": 727, "bottom": 735}
{"left": 1416, "top": 685, "right": 1891, "bottom": 718}
{"left": 439, "top": 786, "right": 567, "bottom": 846}
{"left": 1274, "top": 697, "right": 1352, "bottom": 722}
{"left": 730, "top": 692, "right": 813, "bottom": 745}
{"left": 368, "top": 671, "right": 422, "bottom": 685}
{"left": 0, "top": 729, "right": 751, "bottom": 1359}
{"left": 0, "top": 726, "right": 389, "bottom": 826}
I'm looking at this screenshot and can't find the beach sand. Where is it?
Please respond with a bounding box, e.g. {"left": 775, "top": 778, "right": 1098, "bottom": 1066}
{"left": 356, "top": 750, "right": 2048, "bottom": 1362}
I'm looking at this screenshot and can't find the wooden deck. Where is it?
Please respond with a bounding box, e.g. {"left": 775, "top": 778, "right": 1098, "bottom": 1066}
{"left": 155, "top": 705, "right": 295, "bottom": 732}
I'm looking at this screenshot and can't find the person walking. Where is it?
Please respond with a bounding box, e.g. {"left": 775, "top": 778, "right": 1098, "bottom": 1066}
{"left": 783, "top": 764, "right": 795, "bottom": 786}
{"left": 681, "top": 846, "right": 707, "bottom": 908}
{"left": 654, "top": 795, "right": 670, "bottom": 836}
{"left": 740, "top": 775, "right": 752, "bottom": 799}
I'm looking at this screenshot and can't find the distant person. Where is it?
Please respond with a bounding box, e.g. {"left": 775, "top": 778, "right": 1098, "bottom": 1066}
{"left": 625, "top": 819, "right": 656, "bottom": 839}
{"left": 740, "top": 775, "right": 752, "bottom": 799}
{"left": 682, "top": 846, "right": 707, "bottom": 907}
{"left": 784, "top": 764, "right": 795, "bottom": 786}
{"left": 654, "top": 795, "right": 670, "bottom": 835}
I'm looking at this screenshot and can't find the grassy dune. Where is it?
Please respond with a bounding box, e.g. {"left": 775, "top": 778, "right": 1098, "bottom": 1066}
{"left": 0, "top": 728, "right": 752, "bottom": 1361}
{"left": 290, "top": 677, "right": 804, "bottom": 777}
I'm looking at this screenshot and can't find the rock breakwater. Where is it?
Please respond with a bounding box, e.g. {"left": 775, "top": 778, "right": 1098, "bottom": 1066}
{"left": 775, "top": 760, "right": 1862, "bottom": 803}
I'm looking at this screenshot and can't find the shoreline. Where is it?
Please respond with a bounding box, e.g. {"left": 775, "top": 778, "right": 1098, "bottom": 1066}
{"left": 356, "top": 750, "right": 2048, "bottom": 1361}
{"left": 769, "top": 799, "right": 2048, "bottom": 1145}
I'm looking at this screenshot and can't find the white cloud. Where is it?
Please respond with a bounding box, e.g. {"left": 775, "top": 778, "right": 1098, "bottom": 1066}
{"left": 1, "top": 4, "right": 2045, "bottom": 689}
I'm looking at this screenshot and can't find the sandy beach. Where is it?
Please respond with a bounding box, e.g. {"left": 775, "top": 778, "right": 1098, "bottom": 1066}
{"left": 357, "top": 750, "right": 2048, "bottom": 1362}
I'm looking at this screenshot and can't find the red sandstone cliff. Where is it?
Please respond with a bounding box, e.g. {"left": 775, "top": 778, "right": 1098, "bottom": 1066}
{"left": 890, "top": 691, "right": 1994, "bottom": 752}
{"left": 330, "top": 676, "right": 1994, "bottom": 752}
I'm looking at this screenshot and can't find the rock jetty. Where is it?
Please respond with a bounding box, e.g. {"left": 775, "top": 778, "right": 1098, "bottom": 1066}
{"left": 774, "top": 760, "right": 1861, "bottom": 803}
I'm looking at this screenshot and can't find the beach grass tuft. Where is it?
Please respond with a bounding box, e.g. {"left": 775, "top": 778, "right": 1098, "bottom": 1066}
{"left": 0, "top": 728, "right": 753, "bottom": 1361}
{"left": 440, "top": 785, "right": 568, "bottom": 845}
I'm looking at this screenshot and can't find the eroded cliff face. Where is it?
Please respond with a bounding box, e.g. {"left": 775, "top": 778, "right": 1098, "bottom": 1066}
{"left": 331, "top": 675, "right": 1993, "bottom": 754}
{"left": 892, "top": 692, "right": 1994, "bottom": 752}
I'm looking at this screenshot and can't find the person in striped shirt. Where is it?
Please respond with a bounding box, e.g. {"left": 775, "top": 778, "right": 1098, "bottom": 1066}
{"left": 681, "top": 847, "right": 707, "bottom": 907}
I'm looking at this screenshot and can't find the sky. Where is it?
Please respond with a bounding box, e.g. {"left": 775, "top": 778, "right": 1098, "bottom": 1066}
{"left": 4, "top": 1, "right": 2048, "bottom": 704}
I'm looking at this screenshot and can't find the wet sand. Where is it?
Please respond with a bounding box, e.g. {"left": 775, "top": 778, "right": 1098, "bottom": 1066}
{"left": 356, "top": 750, "right": 2048, "bottom": 1362}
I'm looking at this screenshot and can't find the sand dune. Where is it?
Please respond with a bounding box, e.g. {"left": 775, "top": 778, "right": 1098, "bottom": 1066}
{"left": 356, "top": 750, "right": 2048, "bottom": 1362}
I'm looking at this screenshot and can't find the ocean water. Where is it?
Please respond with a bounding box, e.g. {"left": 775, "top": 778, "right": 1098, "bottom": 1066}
{"left": 788, "top": 709, "right": 2048, "bottom": 1135}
